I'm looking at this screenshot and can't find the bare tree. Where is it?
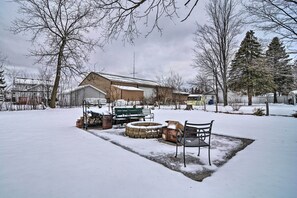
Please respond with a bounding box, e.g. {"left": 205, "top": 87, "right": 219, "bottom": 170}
{"left": 168, "top": 71, "right": 184, "bottom": 109}
{"left": 193, "top": 0, "right": 243, "bottom": 106}
{"left": 156, "top": 74, "right": 173, "bottom": 106}
{"left": 243, "top": 0, "right": 297, "bottom": 47}
{"left": 11, "top": 0, "right": 103, "bottom": 108}
{"left": 94, "top": 0, "right": 201, "bottom": 42}
{"left": 37, "top": 66, "right": 55, "bottom": 106}
{"left": 156, "top": 71, "right": 184, "bottom": 108}
{"left": 189, "top": 74, "right": 213, "bottom": 94}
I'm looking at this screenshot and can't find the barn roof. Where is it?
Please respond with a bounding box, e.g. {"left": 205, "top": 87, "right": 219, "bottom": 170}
{"left": 98, "top": 72, "right": 159, "bottom": 87}
{"left": 112, "top": 85, "right": 144, "bottom": 91}
{"left": 63, "top": 84, "right": 106, "bottom": 95}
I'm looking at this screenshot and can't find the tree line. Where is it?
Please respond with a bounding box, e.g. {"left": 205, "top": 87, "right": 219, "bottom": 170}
{"left": 192, "top": 0, "right": 296, "bottom": 106}
{"left": 1, "top": 0, "right": 296, "bottom": 107}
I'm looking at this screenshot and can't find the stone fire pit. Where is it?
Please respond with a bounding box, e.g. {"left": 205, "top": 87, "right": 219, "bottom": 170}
{"left": 125, "top": 121, "right": 166, "bottom": 138}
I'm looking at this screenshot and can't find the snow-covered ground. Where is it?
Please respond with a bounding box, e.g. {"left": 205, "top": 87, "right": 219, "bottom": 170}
{"left": 0, "top": 105, "right": 297, "bottom": 198}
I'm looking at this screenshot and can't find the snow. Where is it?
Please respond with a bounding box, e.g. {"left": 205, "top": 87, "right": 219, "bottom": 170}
{"left": 0, "top": 105, "right": 297, "bottom": 198}
{"left": 289, "top": 90, "right": 297, "bottom": 94}
{"left": 99, "top": 72, "right": 159, "bottom": 86}
{"left": 14, "top": 77, "right": 52, "bottom": 86}
{"left": 112, "top": 85, "right": 144, "bottom": 91}
{"left": 63, "top": 84, "right": 106, "bottom": 95}
{"left": 126, "top": 121, "right": 166, "bottom": 129}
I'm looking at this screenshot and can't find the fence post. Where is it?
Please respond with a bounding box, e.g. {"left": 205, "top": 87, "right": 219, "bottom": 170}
{"left": 265, "top": 101, "right": 269, "bottom": 116}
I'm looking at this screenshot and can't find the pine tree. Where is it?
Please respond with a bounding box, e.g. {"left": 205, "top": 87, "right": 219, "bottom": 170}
{"left": 266, "top": 37, "right": 293, "bottom": 103}
{"left": 229, "top": 30, "right": 274, "bottom": 105}
{"left": 0, "top": 65, "right": 6, "bottom": 101}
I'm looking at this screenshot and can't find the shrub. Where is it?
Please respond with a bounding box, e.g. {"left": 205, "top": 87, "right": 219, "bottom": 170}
{"left": 229, "top": 97, "right": 242, "bottom": 111}
{"left": 253, "top": 108, "right": 265, "bottom": 116}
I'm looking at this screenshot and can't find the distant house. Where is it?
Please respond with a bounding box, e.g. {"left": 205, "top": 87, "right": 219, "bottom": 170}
{"left": 10, "top": 77, "right": 53, "bottom": 105}
{"left": 288, "top": 90, "right": 297, "bottom": 105}
{"left": 79, "top": 72, "right": 173, "bottom": 104}
{"left": 59, "top": 84, "right": 106, "bottom": 107}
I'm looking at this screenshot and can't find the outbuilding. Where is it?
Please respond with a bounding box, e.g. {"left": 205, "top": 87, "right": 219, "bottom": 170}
{"left": 60, "top": 84, "right": 106, "bottom": 107}
{"left": 288, "top": 90, "right": 297, "bottom": 105}
{"left": 79, "top": 72, "right": 172, "bottom": 104}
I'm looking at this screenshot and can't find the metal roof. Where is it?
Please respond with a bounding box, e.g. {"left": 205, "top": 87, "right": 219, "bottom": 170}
{"left": 98, "top": 72, "right": 159, "bottom": 87}
{"left": 112, "top": 85, "right": 144, "bottom": 91}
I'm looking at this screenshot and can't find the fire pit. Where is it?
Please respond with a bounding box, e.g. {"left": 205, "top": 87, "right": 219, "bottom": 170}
{"left": 125, "top": 121, "right": 166, "bottom": 138}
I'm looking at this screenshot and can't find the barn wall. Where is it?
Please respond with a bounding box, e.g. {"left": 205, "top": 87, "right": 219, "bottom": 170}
{"left": 80, "top": 73, "right": 111, "bottom": 94}
{"left": 121, "top": 90, "right": 144, "bottom": 101}
{"left": 70, "top": 86, "right": 106, "bottom": 106}
{"left": 138, "top": 86, "right": 155, "bottom": 99}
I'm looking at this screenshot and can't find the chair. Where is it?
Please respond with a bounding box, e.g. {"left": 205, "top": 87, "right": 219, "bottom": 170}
{"left": 175, "top": 120, "right": 214, "bottom": 167}
{"left": 142, "top": 108, "right": 154, "bottom": 121}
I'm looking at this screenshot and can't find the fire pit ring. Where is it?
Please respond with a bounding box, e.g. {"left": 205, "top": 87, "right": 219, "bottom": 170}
{"left": 125, "top": 121, "right": 166, "bottom": 138}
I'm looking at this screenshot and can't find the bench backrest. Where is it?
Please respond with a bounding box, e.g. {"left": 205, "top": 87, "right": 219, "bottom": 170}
{"left": 142, "top": 108, "right": 151, "bottom": 116}
{"left": 115, "top": 108, "right": 143, "bottom": 115}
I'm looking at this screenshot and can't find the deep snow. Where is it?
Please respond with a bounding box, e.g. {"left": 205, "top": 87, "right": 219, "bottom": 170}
{"left": 0, "top": 105, "right": 297, "bottom": 198}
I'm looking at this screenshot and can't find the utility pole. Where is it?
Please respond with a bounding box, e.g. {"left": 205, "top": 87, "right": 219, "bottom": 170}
{"left": 131, "top": 52, "right": 137, "bottom": 78}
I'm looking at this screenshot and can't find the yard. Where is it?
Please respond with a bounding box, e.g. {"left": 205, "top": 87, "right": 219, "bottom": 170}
{"left": 0, "top": 104, "right": 297, "bottom": 198}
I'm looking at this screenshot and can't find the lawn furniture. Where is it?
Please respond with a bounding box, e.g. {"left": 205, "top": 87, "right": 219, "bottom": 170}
{"left": 175, "top": 120, "right": 214, "bottom": 167}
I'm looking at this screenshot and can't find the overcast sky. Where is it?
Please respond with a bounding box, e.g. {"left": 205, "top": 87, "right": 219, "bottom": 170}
{"left": 0, "top": 1, "right": 211, "bottom": 87}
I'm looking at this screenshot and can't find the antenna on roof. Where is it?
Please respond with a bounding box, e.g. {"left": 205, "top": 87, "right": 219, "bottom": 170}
{"left": 131, "top": 52, "right": 137, "bottom": 78}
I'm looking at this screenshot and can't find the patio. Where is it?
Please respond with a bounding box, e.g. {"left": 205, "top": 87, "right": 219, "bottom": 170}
{"left": 88, "top": 127, "right": 253, "bottom": 181}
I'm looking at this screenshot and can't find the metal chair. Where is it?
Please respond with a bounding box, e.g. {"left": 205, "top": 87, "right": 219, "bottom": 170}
{"left": 175, "top": 120, "right": 214, "bottom": 167}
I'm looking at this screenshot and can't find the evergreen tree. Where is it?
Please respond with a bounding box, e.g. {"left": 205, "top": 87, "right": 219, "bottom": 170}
{"left": 0, "top": 66, "right": 6, "bottom": 103}
{"left": 0, "top": 58, "right": 6, "bottom": 95}
{"left": 229, "top": 30, "right": 274, "bottom": 105}
{"left": 266, "top": 37, "right": 293, "bottom": 103}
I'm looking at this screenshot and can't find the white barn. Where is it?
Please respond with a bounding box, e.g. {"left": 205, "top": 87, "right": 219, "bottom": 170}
{"left": 60, "top": 85, "right": 106, "bottom": 107}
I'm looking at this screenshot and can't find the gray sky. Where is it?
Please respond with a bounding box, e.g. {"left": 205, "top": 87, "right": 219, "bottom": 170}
{"left": 0, "top": 1, "right": 208, "bottom": 87}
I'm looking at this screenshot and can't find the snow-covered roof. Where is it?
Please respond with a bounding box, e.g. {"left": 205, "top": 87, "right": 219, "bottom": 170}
{"left": 112, "top": 85, "right": 144, "bottom": 91}
{"left": 173, "top": 90, "right": 189, "bottom": 95}
{"left": 289, "top": 90, "right": 297, "bottom": 95}
{"left": 188, "top": 94, "right": 203, "bottom": 97}
{"left": 14, "top": 77, "right": 52, "bottom": 85}
{"left": 26, "top": 84, "right": 54, "bottom": 91}
{"left": 98, "top": 73, "right": 159, "bottom": 87}
{"left": 63, "top": 84, "right": 106, "bottom": 95}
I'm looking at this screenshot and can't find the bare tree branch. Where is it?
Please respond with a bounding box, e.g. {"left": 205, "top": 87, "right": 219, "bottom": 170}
{"left": 243, "top": 0, "right": 297, "bottom": 46}
{"left": 11, "top": 0, "right": 104, "bottom": 108}
{"left": 193, "top": 0, "right": 243, "bottom": 106}
{"left": 94, "top": 0, "right": 201, "bottom": 43}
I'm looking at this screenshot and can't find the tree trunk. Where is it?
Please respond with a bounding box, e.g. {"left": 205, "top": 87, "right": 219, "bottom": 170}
{"left": 50, "top": 39, "right": 66, "bottom": 108}
{"left": 247, "top": 86, "right": 253, "bottom": 106}
{"left": 215, "top": 76, "right": 219, "bottom": 113}
{"left": 223, "top": 84, "right": 228, "bottom": 106}
{"left": 273, "top": 91, "right": 278, "bottom": 103}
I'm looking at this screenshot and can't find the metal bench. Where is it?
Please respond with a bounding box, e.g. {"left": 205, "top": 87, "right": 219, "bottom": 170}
{"left": 114, "top": 107, "right": 145, "bottom": 125}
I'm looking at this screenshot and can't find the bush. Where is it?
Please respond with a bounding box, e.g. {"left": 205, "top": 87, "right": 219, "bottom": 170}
{"left": 229, "top": 97, "right": 242, "bottom": 111}
{"left": 253, "top": 108, "right": 265, "bottom": 116}
{"left": 292, "top": 111, "right": 297, "bottom": 118}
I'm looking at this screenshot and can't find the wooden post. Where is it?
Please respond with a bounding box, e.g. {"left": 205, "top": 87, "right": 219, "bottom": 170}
{"left": 265, "top": 101, "right": 269, "bottom": 116}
